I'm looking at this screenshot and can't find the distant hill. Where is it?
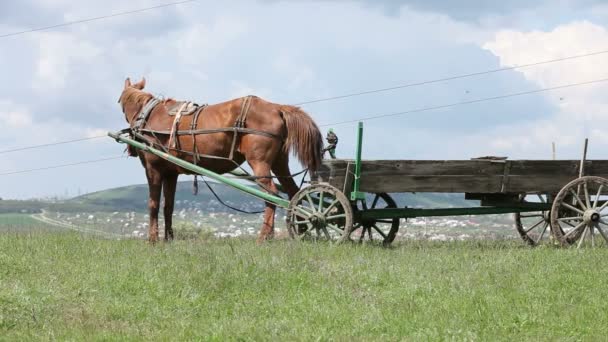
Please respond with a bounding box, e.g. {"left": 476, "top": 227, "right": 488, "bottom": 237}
{"left": 1, "top": 181, "right": 476, "bottom": 214}
{"left": 67, "top": 181, "right": 475, "bottom": 212}
{"left": 67, "top": 180, "right": 261, "bottom": 212}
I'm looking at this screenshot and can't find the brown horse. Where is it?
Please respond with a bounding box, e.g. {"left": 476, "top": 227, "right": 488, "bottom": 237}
{"left": 118, "top": 77, "right": 323, "bottom": 243}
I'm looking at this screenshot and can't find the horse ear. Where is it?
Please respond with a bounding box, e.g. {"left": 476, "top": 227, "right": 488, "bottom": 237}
{"left": 124, "top": 77, "right": 132, "bottom": 89}
{"left": 133, "top": 77, "right": 146, "bottom": 90}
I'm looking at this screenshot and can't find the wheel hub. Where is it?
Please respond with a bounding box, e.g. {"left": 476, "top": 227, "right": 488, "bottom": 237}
{"left": 310, "top": 213, "right": 327, "bottom": 228}
{"left": 583, "top": 209, "right": 600, "bottom": 224}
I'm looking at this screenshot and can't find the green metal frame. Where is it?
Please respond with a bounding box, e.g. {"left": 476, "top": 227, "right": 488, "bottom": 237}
{"left": 108, "top": 131, "right": 290, "bottom": 208}
{"left": 358, "top": 203, "right": 552, "bottom": 220}
{"left": 350, "top": 122, "right": 366, "bottom": 201}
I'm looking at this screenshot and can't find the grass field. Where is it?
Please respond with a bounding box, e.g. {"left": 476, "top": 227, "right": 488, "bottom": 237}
{"left": 0, "top": 213, "right": 60, "bottom": 233}
{"left": 1, "top": 233, "right": 607, "bottom": 340}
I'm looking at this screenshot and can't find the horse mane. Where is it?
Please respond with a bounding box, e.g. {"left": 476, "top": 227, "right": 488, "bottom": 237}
{"left": 120, "top": 87, "right": 154, "bottom": 108}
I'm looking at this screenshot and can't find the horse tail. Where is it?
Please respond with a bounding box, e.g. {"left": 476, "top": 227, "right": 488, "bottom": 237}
{"left": 280, "top": 105, "right": 323, "bottom": 171}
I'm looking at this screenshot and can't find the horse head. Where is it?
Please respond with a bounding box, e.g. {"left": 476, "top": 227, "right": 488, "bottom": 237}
{"left": 118, "top": 77, "right": 150, "bottom": 124}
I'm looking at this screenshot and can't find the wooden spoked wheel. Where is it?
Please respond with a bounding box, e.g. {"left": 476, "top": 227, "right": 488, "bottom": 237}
{"left": 550, "top": 176, "right": 608, "bottom": 247}
{"left": 352, "top": 193, "right": 400, "bottom": 246}
{"left": 287, "top": 184, "right": 353, "bottom": 243}
{"left": 514, "top": 194, "right": 554, "bottom": 246}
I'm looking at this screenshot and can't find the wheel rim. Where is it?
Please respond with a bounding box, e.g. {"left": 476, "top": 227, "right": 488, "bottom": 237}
{"left": 353, "top": 193, "right": 400, "bottom": 245}
{"left": 287, "top": 184, "right": 353, "bottom": 243}
{"left": 550, "top": 176, "right": 608, "bottom": 248}
{"left": 514, "top": 193, "right": 554, "bottom": 246}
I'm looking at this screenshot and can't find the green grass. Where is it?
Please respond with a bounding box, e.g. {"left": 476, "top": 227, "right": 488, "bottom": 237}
{"left": 1, "top": 233, "right": 607, "bottom": 341}
{"left": 0, "top": 214, "right": 59, "bottom": 233}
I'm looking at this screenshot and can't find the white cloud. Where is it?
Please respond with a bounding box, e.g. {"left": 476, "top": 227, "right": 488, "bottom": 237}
{"left": 32, "top": 31, "right": 102, "bottom": 90}
{"left": 0, "top": 101, "right": 32, "bottom": 128}
{"left": 480, "top": 21, "right": 608, "bottom": 156}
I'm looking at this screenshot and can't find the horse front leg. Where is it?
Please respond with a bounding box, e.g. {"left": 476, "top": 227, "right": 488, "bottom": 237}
{"left": 145, "top": 169, "right": 163, "bottom": 244}
{"left": 162, "top": 173, "right": 178, "bottom": 241}
{"left": 251, "top": 163, "right": 277, "bottom": 244}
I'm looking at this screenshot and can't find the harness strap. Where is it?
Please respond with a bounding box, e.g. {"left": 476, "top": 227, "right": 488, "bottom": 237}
{"left": 168, "top": 101, "right": 190, "bottom": 149}
{"left": 138, "top": 127, "right": 283, "bottom": 141}
{"left": 229, "top": 95, "right": 254, "bottom": 160}
{"left": 132, "top": 98, "right": 161, "bottom": 131}
{"left": 190, "top": 104, "right": 206, "bottom": 195}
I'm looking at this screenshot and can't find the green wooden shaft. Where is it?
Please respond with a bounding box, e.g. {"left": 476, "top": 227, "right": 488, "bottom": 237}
{"left": 358, "top": 203, "right": 552, "bottom": 220}
{"left": 108, "top": 132, "right": 290, "bottom": 208}
{"left": 351, "top": 122, "right": 365, "bottom": 200}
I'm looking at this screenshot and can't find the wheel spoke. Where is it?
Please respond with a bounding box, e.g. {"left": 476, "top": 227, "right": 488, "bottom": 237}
{"left": 371, "top": 195, "right": 380, "bottom": 209}
{"left": 562, "top": 202, "right": 585, "bottom": 215}
{"left": 294, "top": 220, "right": 311, "bottom": 225}
{"left": 583, "top": 182, "right": 591, "bottom": 209}
{"left": 598, "top": 199, "right": 608, "bottom": 212}
{"left": 371, "top": 225, "right": 387, "bottom": 239}
{"left": 534, "top": 223, "right": 549, "bottom": 244}
{"left": 565, "top": 221, "right": 586, "bottom": 238}
{"left": 558, "top": 216, "right": 584, "bottom": 222}
{"left": 322, "top": 199, "right": 340, "bottom": 215}
{"left": 525, "top": 219, "right": 545, "bottom": 233}
{"left": 327, "top": 213, "right": 347, "bottom": 221}
{"left": 305, "top": 193, "right": 317, "bottom": 213}
{"left": 569, "top": 189, "right": 587, "bottom": 210}
{"left": 577, "top": 225, "right": 589, "bottom": 249}
{"left": 318, "top": 191, "right": 324, "bottom": 213}
{"left": 594, "top": 185, "right": 604, "bottom": 209}
{"left": 321, "top": 226, "right": 331, "bottom": 240}
{"left": 326, "top": 223, "right": 343, "bottom": 234}
{"left": 537, "top": 194, "right": 546, "bottom": 203}
{"left": 294, "top": 206, "right": 314, "bottom": 218}
{"left": 595, "top": 224, "right": 608, "bottom": 244}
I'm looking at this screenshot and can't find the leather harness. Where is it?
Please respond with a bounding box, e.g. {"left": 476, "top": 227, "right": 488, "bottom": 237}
{"left": 128, "top": 95, "right": 283, "bottom": 163}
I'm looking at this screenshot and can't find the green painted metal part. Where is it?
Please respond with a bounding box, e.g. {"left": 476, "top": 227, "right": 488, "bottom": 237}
{"left": 350, "top": 122, "right": 366, "bottom": 201}
{"left": 358, "top": 202, "right": 552, "bottom": 220}
{"left": 107, "top": 131, "right": 290, "bottom": 208}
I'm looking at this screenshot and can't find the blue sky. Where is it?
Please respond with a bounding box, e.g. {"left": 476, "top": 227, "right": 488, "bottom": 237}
{"left": 1, "top": 0, "right": 608, "bottom": 199}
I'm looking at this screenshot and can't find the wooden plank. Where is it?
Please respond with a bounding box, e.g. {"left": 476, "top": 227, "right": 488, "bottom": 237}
{"left": 505, "top": 175, "right": 579, "bottom": 193}
{"left": 320, "top": 160, "right": 507, "bottom": 176}
{"left": 342, "top": 162, "right": 355, "bottom": 195}
{"left": 320, "top": 159, "right": 608, "bottom": 176}
{"left": 498, "top": 160, "right": 608, "bottom": 176}
{"left": 315, "top": 159, "right": 608, "bottom": 194}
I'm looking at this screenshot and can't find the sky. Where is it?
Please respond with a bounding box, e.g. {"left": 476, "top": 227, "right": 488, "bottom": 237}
{"left": 1, "top": 0, "right": 608, "bottom": 199}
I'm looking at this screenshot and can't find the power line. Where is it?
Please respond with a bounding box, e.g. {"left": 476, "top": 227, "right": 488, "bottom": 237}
{"left": 295, "top": 49, "right": 608, "bottom": 106}
{"left": 0, "top": 156, "right": 126, "bottom": 176}
{"left": 0, "top": 0, "right": 198, "bottom": 39}
{"left": 320, "top": 77, "right": 608, "bottom": 127}
{"left": 0, "top": 135, "right": 106, "bottom": 155}
{"left": 3, "top": 49, "right": 607, "bottom": 153}
{"left": 3, "top": 77, "right": 606, "bottom": 177}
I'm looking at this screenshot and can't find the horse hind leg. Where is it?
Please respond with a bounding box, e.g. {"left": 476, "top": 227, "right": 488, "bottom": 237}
{"left": 271, "top": 152, "right": 300, "bottom": 199}
{"left": 162, "top": 173, "right": 178, "bottom": 241}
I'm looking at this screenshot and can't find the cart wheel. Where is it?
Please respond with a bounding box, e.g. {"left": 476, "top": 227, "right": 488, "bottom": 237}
{"left": 550, "top": 176, "right": 608, "bottom": 247}
{"left": 353, "top": 193, "right": 400, "bottom": 246}
{"left": 287, "top": 184, "right": 353, "bottom": 243}
{"left": 514, "top": 194, "right": 553, "bottom": 246}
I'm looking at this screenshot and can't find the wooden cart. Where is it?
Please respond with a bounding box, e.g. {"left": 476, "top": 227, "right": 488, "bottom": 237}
{"left": 290, "top": 123, "right": 608, "bottom": 247}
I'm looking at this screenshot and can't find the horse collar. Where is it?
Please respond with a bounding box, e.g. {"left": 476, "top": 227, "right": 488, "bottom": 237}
{"left": 131, "top": 97, "right": 161, "bottom": 132}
